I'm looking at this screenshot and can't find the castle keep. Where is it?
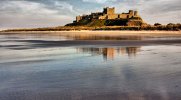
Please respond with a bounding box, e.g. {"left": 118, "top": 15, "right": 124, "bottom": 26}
{"left": 76, "top": 7, "right": 140, "bottom": 22}
{"left": 67, "top": 7, "right": 146, "bottom": 26}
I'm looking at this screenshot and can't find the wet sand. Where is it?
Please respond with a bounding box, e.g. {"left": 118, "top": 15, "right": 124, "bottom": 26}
{"left": 4, "top": 39, "right": 180, "bottom": 48}
{"left": 0, "top": 32, "right": 181, "bottom": 100}
{"left": 0, "top": 31, "right": 181, "bottom": 48}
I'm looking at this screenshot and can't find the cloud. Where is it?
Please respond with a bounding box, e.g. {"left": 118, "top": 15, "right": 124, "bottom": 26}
{"left": 0, "top": 0, "right": 180, "bottom": 29}
{"left": 0, "top": 0, "right": 75, "bottom": 29}
{"left": 82, "top": 0, "right": 117, "bottom": 4}
{"left": 138, "top": 0, "right": 181, "bottom": 24}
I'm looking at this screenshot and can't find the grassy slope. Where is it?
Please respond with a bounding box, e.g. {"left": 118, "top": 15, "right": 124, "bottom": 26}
{"left": 66, "top": 19, "right": 130, "bottom": 27}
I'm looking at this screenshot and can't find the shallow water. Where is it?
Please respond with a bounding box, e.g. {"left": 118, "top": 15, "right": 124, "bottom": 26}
{"left": 0, "top": 33, "right": 181, "bottom": 100}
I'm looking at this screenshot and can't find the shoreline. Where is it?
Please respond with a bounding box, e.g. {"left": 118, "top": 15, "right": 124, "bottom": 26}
{"left": 1, "top": 30, "right": 181, "bottom": 36}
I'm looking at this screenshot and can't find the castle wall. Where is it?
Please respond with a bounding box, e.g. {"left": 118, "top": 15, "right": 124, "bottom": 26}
{"left": 75, "top": 7, "right": 142, "bottom": 24}
{"left": 107, "top": 14, "right": 118, "bottom": 19}
{"left": 118, "top": 14, "right": 129, "bottom": 19}
{"left": 98, "top": 15, "right": 107, "bottom": 19}
{"left": 91, "top": 12, "right": 103, "bottom": 19}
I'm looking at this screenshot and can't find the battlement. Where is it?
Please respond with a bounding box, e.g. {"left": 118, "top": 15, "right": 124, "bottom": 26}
{"left": 75, "top": 7, "right": 141, "bottom": 22}
{"left": 66, "top": 7, "right": 146, "bottom": 27}
{"left": 103, "top": 7, "right": 115, "bottom": 15}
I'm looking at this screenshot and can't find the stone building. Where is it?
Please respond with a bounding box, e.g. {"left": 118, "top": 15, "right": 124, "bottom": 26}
{"left": 75, "top": 7, "right": 141, "bottom": 22}
{"left": 67, "top": 7, "right": 146, "bottom": 26}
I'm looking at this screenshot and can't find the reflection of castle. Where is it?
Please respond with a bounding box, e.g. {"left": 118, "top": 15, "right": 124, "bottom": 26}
{"left": 66, "top": 35, "right": 143, "bottom": 40}
{"left": 77, "top": 47, "right": 141, "bottom": 60}
{"left": 103, "top": 48, "right": 115, "bottom": 60}
{"left": 119, "top": 47, "right": 141, "bottom": 57}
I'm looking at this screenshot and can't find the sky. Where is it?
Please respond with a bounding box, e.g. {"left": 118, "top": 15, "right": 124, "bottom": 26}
{"left": 0, "top": 0, "right": 181, "bottom": 30}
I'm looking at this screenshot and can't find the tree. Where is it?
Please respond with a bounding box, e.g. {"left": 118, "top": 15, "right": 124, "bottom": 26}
{"left": 154, "top": 23, "right": 161, "bottom": 26}
{"left": 167, "top": 23, "right": 174, "bottom": 26}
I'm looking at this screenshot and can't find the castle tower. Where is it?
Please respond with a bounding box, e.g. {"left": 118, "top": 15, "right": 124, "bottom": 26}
{"left": 134, "top": 11, "right": 138, "bottom": 16}
{"left": 129, "top": 10, "right": 134, "bottom": 18}
{"left": 103, "top": 7, "right": 115, "bottom": 15}
{"left": 76, "top": 16, "right": 82, "bottom": 22}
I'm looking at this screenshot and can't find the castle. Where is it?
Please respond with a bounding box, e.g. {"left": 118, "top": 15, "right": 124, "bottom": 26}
{"left": 67, "top": 7, "right": 146, "bottom": 26}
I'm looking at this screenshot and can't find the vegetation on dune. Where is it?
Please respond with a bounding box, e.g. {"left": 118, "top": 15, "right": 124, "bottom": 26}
{"left": 66, "top": 19, "right": 134, "bottom": 27}
{"left": 1, "top": 23, "right": 181, "bottom": 32}
{"left": 154, "top": 23, "right": 162, "bottom": 26}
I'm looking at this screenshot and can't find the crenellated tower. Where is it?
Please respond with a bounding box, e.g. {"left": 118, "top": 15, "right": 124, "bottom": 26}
{"left": 103, "top": 7, "right": 115, "bottom": 15}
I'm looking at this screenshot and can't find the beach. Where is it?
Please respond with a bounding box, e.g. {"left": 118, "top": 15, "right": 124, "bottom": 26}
{"left": 0, "top": 31, "right": 181, "bottom": 100}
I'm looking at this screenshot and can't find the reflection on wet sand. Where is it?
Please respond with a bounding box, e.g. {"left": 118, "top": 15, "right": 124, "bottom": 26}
{"left": 0, "top": 33, "right": 144, "bottom": 41}
{"left": 77, "top": 47, "right": 141, "bottom": 60}
{"left": 66, "top": 35, "right": 143, "bottom": 40}
{"left": 1, "top": 33, "right": 181, "bottom": 100}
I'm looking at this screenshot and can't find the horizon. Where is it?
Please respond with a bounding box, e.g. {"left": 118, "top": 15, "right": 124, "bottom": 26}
{"left": 0, "top": 0, "right": 181, "bottom": 30}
